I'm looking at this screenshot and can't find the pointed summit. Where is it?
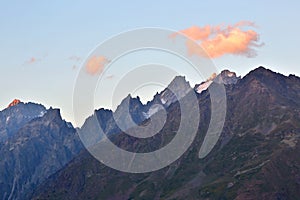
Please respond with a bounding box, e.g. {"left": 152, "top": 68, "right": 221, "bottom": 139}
{"left": 167, "top": 76, "right": 190, "bottom": 90}
{"left": 160, "top": 76, "right": 192, "bottom": 106}
{"left": 1, "top": 100, "right": 47, "bottom": 142}
{"left": 195, "top": 69, "right": 240, "bottom": 94}
{"left": 7, "top": 99, "right": 21, "bottom": 108}
{"left": 214, "top": 70, "right": 241, "bottom": 85}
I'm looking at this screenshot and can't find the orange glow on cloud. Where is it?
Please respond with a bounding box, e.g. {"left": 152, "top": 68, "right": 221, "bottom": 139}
{"left": 175, "top": 21, "right": 263, "bottom": 58}
{"left": 178, "top": 25, "right": 212, "bottom": 40}
{"left": 201, "top": 28, "right": 259, "bottom": 58}
{"left": 85, "top": 56, "right": 109, "bottom": 75}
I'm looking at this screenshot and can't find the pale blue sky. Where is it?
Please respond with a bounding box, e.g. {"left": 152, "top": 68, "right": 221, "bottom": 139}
{"left": 1, "top": 1, "right": 300, "bottom": 123}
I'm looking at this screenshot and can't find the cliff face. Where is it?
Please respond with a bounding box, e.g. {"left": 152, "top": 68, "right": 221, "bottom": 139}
{"left": 0, "top": 108, "right": 83, "bottom": 200}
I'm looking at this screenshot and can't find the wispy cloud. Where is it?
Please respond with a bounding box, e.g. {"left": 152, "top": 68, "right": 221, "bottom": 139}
{"left": 85, "top": 56, "right": 110, "bottom": 75}
{"left": 173, "top": 21, "right": 263, "bottom": 58}
{"left": 24, "top": 57, "right": 40, "bottom": 65}
{"left": 24, "top": 54, "right": 48, "bottom": 65}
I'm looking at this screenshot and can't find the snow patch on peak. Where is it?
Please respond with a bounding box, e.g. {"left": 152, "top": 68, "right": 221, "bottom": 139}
{"left": 215, "top": 70, "right": 241, "bottom": 85}
{"left": 196, "top": 80, "right": 213, "bottom": 94}
{"left": 6, "top": 116, "right": 11, "bottom": 124}
{"left": 195, "top": 73, "right": 216, "bottom": 94}
{"left": 143, "top": 105, "right": 163, "bottom": 119}
{"left": 195, "top": 70, "right": 240, "bottom": 94}
{"left": 227, "top": 72, "right": 235, "bottom": 77}
{"left": 38, "top": 111, "right": 47, "bottom": 118}
{"left": 161, "top": 98, "right": 166, "bottom": 105}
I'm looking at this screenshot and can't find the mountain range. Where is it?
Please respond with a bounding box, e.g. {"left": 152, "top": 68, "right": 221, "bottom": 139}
{"left": 1, "top": 66, "right": 300, "bottom": 199}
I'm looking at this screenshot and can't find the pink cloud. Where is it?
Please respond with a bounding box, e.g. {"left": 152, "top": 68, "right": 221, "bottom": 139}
{"left": 174, "top": 21, "right": 263, "bottom": 58}
{"left": 85, "top": 56, "right": 110, "bottom": 75}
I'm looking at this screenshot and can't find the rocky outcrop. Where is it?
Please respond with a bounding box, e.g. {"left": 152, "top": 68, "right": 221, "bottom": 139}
{"left": 7, "top": 99, "right": 21, "bottom": 108}
{"left": 0, "top": 108, "right": 82, "bottom": 200}
{"left": 195, "top": 70, "right": 241, "bottom": 94}
{"left": 0, "top": 101, "right": 46, "bottom": 142}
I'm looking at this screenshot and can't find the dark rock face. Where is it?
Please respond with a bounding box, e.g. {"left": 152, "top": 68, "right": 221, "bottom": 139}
{"left": 31, "top": 67, "right": 300, "bottom": 200}
{"left": 78, "top": 95, "right": 148, "bottom": 147}
{"left": 0, "top": 108, "right": 83, "bottom": 200}
{"left": 78, "top": 76, "right": 193, "bottom": 146}
{"left": 0, "top": 102, "right": 46, "bottom": 142}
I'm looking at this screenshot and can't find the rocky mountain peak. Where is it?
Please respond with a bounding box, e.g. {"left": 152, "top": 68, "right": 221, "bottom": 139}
{"left": 7, "top": 99, "right": 21, "bottom": 108}
{"left": 0, "top": 104, "right": 82, "bottom": 200}
{"left": 195, "top": 69, "right": 240, "bottom": 93}
{"left": 0, "top": 101, "right": 47, "bottom": 142}
{"left": 214, "top": 69, "right": 241, "bottom": 84}
{"left": 160, "top": 76, "right": 192, "bottom": 106}
{"left": 44, "top": 108, "right": 62, "bottom": 121}
{"left": 167, "top": 76, "right": 190, "bottom": 90}
{"left": 245, "top": 66, "right": 281, "bottom": 80}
